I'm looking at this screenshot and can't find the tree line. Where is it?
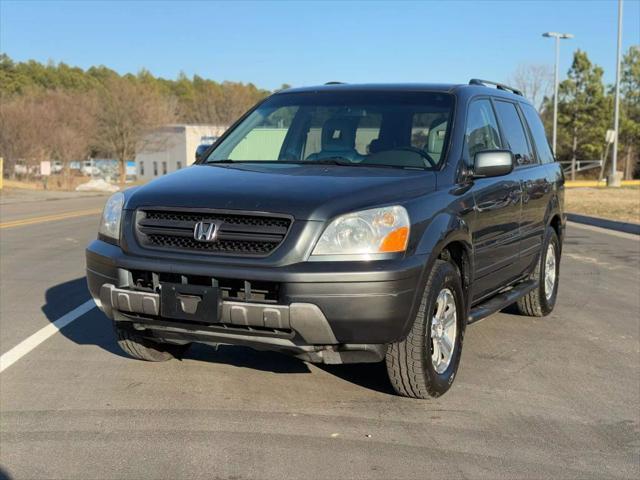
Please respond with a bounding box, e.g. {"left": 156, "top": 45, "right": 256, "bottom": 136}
{"left": 0, "top": 54, "right": 274, "bottom": 182}
{"left": 1, "top": 49, "right": 638, "bottom": 183}
{"left": 512, "top": 47, "right": 639, "bottom": 180}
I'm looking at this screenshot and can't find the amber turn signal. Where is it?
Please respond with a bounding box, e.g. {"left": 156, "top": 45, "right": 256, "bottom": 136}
{"left": 379, "top": 226, "right": 409, "bottom": 253}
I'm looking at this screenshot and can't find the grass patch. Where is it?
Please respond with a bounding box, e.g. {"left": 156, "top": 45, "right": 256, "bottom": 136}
{"left": 566, "top": 186, "right": 640, "bottom": 224}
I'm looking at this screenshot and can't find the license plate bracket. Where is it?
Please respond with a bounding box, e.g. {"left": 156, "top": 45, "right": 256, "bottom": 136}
{"left": 160, "top": 282, "right": 220, "bottom": 323}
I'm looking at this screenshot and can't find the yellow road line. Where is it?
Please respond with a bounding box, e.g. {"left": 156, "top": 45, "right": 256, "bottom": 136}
{"left": 0, "top": 208, "right": 102, "bottom": 229}
{"left": 565, "top": 180, "right": 640, "bottom": 188}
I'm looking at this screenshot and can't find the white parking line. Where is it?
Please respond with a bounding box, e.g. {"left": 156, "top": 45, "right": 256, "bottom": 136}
{"left": 0, "top": 300, "right": 96, "bottom": 373}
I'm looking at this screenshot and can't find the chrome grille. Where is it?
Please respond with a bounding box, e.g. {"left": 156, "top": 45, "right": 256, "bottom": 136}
{"left": 135, "top": 209, "right": 291, "bottom": 256}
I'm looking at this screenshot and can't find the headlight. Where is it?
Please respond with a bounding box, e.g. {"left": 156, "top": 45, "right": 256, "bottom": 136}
{"left": 312, "top": 206, "right": 410, "bottom": 257}
{"left": 99, "top": 192, "right": 124, "bottom": 241}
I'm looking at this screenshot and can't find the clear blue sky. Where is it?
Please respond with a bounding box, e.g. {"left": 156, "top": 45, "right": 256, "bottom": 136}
{"left": 1, "top": 0, "right": 638, "bottom": 90}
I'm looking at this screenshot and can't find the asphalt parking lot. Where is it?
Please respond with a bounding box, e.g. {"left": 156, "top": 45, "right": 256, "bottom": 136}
{"left": 1, "top": 193, "right": 639, "bottom": 480}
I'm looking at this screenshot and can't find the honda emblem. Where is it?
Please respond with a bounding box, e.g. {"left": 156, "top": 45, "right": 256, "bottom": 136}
{"left": 193, "top": 221, "right": 218, "bottom": 242}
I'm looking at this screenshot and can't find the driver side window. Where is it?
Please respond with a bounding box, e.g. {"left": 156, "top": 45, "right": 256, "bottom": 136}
{"left": 464, "top": 100, "right": 502, "bottom": 165}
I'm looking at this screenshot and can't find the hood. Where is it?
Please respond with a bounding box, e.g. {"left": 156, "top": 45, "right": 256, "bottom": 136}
{"left": 126, "top": 163, "right": 436, "bottom": 221}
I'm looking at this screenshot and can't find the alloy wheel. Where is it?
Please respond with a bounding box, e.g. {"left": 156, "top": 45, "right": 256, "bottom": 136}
{"left": 430, "top": 288, "right": 457, "bottom": 374}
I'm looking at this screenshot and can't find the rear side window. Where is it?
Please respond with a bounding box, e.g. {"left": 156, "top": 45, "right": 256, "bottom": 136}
{"left": 355, "top": 113, "right": 382, "bottom": 155}
{"left": 494, "top": 100, "right": 536, "bottom": 167}
{"left": 301, "top": 108, "right": 384, "bottom": 158}
{"left": 303, "top": 112, "right": 383, "bottom": 158}
{"left": 464, "top": 99, "right": 501, "bottom": 164}
{"left": 521, "top": 104, "right": 555, "bottom": 164}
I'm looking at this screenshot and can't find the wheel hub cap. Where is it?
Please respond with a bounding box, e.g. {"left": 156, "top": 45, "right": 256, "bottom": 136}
{"left": 544, "top": 243, "right": 557, "bottom": 301}
{"left": 430, "top": 288, "right": 457, "bottom": 374}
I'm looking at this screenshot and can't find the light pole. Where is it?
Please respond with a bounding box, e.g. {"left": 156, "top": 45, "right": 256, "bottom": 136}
{"left": 610, "top": 0, "right": 623, "bottom": 187}
{"left": 543, "top": 32, "right": 574, "bottom": 162}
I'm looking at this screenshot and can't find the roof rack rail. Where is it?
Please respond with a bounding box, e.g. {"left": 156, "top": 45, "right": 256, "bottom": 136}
{"left": 324, "top": 81, "right": 346, "bottom": 85}
{"left": 469, "top": 79, "right": 523, "bottom": 96}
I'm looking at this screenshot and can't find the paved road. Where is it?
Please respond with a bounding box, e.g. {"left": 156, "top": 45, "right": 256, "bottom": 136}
{"left": 1, "top": 195, "right": 639, "bottom": 480}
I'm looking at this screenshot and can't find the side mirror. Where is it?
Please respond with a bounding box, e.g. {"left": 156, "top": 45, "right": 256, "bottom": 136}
{"left": 195, "top": 144, "right": 211, "bottom": 163}
{"left": 473, "top": 150, "right": 514, "bottom": 178}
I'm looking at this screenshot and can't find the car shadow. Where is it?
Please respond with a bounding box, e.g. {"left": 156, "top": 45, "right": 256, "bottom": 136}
{"left": 184, "top": 342, "right": 311, "bottom": 374}
{"left": 318, "top": 362, "right": 396, "bottom": 395}
{"left": 185, "top": 343, "right": 396, "bottom": 395}
{"left": 44, "top": 277, "right": 395, "bottom": 392}
{"left": 0, "top": 466, "right": 13, "bottom": 480}
{"left": 42, "top": 277, "right": 127, "bottom": 358}
{"left": 500, "top": 303, "right": 520, "bottom": 315}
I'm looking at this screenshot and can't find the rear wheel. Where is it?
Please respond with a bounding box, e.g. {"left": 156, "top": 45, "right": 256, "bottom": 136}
{"left": 115, "top": 325, "right": 188, "bottom": 362}
{"left": 516, "top": 227, "right": 560, "bottom": 317}
{"left": 386, "top": 259, "right": 465, "bottom": 398}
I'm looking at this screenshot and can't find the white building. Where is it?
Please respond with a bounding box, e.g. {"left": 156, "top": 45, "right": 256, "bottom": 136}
{"left": 135, "top": 124, "right": 227, "bottom": 182}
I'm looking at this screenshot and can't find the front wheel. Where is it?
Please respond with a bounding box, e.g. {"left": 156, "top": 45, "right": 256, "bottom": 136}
{"left": 386, "top": 259, "right": 465, "bottom": 399}
{"left": 115, "top": 325, "right": 189, "bottom": 361}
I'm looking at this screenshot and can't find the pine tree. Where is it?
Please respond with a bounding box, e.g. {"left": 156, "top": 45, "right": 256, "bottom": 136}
{"left": 619, "top": 46, "right": 640, "bottom": 179}
{"left": 554, "top": 50, "right": 610, "bottom": 180}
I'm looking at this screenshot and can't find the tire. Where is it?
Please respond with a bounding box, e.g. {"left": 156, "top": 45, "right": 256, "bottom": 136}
{"left": 516, "top": 227, "right": 560, "bottom": 317}
{"left": 386, "top": 259, "right": 465, "bottom": 399}
{"left": 115, "top": 325, "right": 188, "bottom": 362}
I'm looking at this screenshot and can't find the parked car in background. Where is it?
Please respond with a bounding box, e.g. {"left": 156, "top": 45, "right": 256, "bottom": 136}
{"left": 87, "top": 80, "right": 564, "bottom": 398}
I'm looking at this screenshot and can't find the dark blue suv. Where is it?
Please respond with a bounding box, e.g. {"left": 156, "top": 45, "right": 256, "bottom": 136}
{"left": 86, "top": 80, "right": 564, "bottom": 398}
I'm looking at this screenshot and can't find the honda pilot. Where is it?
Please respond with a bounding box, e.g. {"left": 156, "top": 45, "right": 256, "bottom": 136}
{"left": 86, "top": 80, "right": 564, "bottom": 398}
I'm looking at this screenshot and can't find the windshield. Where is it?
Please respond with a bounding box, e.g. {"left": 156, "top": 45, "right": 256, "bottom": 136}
{"left": 205, "top": 90, "right": 454, "bottom": 169}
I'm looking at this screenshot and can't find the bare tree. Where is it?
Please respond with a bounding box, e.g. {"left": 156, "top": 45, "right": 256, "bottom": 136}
{"left": 217, "top": 82, "right": 263, "bottom": 125}
{"left": 44, "top": 90, "right": 98, "bottom": 186}
{"left": 0, "top": 94, "right": 51, "bottom": 178}
{"left": 510, "top": 64, "right": 554, "bottom": 111}
{"left": 94, "top": 78, "right": 176, "bottom": 183}
{"left": 0, "top": 90, "right": 97, "bottom": 183}
{"left": 181, "top": 84, "right": 223, "bottom": 125}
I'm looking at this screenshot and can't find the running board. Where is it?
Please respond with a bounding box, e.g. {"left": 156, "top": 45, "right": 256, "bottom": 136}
{"left": 468, "top": 280, "right": 538, "bottom": 325}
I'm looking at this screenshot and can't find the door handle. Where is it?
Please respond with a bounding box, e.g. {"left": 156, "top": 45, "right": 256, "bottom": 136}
{"left": 475, "top": 193, "right": 512, "bottom": 212}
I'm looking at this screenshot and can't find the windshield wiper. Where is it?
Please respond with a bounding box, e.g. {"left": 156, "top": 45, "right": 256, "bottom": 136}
{"left": 309, "top": 157, "right": 356, "bottom": 166}
{"left": 310, "top": 157, "right": 399, "bottom": 168}
{"left": 309, "top": 157, "right": 426, "bottom": 170}
{"left": 206, "top": 157, "right": 427, "bottom": 170}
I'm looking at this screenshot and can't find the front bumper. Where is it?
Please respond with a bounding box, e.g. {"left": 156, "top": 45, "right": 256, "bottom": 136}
{"left": 86, "top": 240, "right": 426, "bottom": 362}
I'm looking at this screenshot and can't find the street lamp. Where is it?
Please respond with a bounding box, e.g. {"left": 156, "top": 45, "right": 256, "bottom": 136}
{"left": 610, "top": 0, "right": 623, "bottom": 187}
{"left": 543, "top": 31, "right": 574, "bottom": 160}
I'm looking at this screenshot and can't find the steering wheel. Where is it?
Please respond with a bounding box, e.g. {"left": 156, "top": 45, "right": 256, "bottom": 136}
{"left": 392, "top": 146, "right": 437, "bottom": 168}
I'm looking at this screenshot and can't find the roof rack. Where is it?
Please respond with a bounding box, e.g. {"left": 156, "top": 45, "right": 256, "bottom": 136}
{"left": 324, "top": 81, "right": 346, "bottom": 85}
{"left": 469, "top": 79, "right": 523, "bottom": 96}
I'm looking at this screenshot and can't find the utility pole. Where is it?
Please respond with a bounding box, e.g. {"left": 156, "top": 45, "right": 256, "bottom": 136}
{"left": 609, "top": 0, "right": 623, "bottom": 187}
{"left": 543, "top": 32, "right": 574, "bottom": 174}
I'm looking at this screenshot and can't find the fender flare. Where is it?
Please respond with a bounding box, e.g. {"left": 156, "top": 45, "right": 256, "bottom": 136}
{"left": 397, "top": 213, "right": 474, "bottom": 339}
{"left": 544, "top": 193, "right": 565, "bottom": 248}
{"left": 416, "top": 213, "right": 474, "bottom": 274}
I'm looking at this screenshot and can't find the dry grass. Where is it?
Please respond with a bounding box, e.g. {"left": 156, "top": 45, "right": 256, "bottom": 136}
{"left": 566, "top": 186, "right": 640, "bottom": 224}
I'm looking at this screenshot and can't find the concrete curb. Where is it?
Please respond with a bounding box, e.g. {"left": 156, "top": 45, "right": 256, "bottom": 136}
{"left": 567, "top": 213, "right": 640, "bottom": 235}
